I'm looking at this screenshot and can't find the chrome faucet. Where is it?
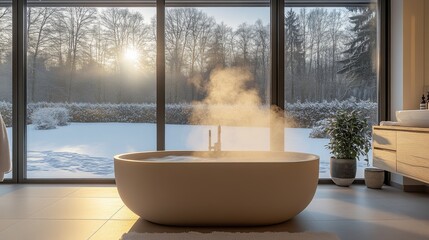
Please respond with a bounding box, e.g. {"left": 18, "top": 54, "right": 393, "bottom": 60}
{"left": 208, "top": 125, "right": 222, "bottom": 152}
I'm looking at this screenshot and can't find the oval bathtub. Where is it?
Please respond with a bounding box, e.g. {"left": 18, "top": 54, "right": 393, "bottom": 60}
{"left": 114, "top": 151, "right": 319, "bottom": 226}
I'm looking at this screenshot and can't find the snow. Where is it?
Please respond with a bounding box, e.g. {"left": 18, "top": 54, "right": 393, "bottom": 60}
{"left": 3, "top": 123, "right": 371, "bottom": 179}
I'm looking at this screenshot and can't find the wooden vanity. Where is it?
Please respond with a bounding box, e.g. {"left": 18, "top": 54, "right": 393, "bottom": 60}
{"left": 373, "top": 126, "right": 429, "bottom": 184}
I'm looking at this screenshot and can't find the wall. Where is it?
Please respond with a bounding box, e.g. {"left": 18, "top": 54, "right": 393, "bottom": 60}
{"left": 390, "top": 0, "right": 427, "bottom": 188}
{"left": 424, "top": 1, "right": 429, "bottom": 88}
{"left": 390, "top": 0, "right": 403, "bottom": 121}
{"left": 402, "top": 0, "right": 425, "bottom": 110}
{"left": 390, "top": 0, "right": 425, "bottom": 121}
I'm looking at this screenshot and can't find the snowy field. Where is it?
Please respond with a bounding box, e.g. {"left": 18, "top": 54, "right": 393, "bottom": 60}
{"left": 4, "top": 123, "right": 370, "bottom": 179}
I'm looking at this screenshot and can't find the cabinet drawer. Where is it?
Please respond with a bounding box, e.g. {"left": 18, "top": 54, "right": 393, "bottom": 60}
{"left": 397, "top": 132, "right": 429, "bottom": 183}
{"left": 397, "top": 161, "right": 429, "bottom": 184}
{"left": 373, "top": 129, "right": 397, "bottom": 150}
{"left": 373, "top": 149, "right": 397, "bottom": 172}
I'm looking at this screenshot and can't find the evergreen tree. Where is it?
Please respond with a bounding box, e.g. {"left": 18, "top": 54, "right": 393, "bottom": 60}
{"left": 285, "top": 9, "right": 304, "bottom": 102}
{"left": 338, "top": 7, "right": 377, "bottom": 100}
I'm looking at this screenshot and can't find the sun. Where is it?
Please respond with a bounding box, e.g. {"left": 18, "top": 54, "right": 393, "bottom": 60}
{"left": 123, "top": 47, "right": 140, "bottom": 63}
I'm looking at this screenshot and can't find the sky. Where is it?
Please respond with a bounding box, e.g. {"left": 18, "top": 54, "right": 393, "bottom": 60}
{"left": 197, "top": 7, "right": 270, "bottom": 29}
{"left": 133, "top": 7, "right": 270, "bottom": 29}
{"left": 134, "top": 6, "right": 350, "bottom": 30}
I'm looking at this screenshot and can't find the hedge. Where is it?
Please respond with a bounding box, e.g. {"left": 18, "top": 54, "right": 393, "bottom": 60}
{"left": 0, "top": 98, "right": 377, "bottom": 128}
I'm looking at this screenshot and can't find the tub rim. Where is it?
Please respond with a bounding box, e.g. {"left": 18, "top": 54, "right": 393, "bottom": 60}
{"left": 114, "top": 151, "right": 320, "bottom": 164}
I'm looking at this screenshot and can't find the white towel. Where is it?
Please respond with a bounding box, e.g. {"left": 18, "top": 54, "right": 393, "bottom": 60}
{"left": 379, "top": 121, "right": 401, "bottom": 126}
{"left": 0, "top": 112, "right": 11, "bottom": 182}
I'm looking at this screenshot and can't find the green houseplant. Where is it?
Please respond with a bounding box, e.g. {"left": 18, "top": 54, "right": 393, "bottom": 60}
{"left": 326, "top": 110, "right": 371, "bottom": 186}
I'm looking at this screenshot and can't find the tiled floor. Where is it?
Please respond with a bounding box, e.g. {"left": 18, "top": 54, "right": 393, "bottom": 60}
{"left": 0, "top": 184, "right": 428, "bottom": 240}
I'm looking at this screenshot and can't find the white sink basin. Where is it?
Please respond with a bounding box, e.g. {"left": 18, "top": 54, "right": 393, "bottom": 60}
{"left": 396, "top": 110, "right": 429, "bottom": 127}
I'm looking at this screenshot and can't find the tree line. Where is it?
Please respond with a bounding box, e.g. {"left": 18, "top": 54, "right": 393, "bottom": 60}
{"left": 0, "top": 6, "right": 376, "bottom": 105}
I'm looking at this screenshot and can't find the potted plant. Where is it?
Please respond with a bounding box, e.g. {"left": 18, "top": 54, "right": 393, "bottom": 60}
{"left": 325, "top": 110, "right": 371, "bottom": 187}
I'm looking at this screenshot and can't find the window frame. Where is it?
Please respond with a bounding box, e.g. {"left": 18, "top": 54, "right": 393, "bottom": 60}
{"left": 3, "top": 0, "right": 388, "bottom": 183}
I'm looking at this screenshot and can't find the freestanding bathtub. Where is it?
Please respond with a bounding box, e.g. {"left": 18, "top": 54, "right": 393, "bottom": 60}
{"left": 114, "top": 151, "right": 319, "bottom": 226}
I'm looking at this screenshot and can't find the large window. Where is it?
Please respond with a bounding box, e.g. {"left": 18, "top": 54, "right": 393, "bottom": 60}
{"left": 26, "top": 6, "right": 156, "bottom": 178}
{"left": 164, "top": 7, "right": 271, "bottom": 151}
{"left": 283, "top": 3, "right": 379, "bottom": 178}
{"left": 0, "top": 2, "right": 12, "bottom": 180}
{"left": 0, "top": 0, "right": 384, "bottom": 182}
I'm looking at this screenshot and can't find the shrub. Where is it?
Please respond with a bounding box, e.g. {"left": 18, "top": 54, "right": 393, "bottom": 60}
{"left": 309, "top": 119, "right": 330, "bottom": 139}
{"left": 0, "top": 101, "right": 12, "bottom": 127}
{"left": 10, "top": 98, "right": 377, "bottom": 129}
{"left": 52, "top": 107, "right": 70, "bottom": 126}
{"left": 31, "top": 108, "right": 59, "bottom": 130}
{"left": 285, "top": 97, "right": 378, "bottom": 129}
{"left": 30, "top": 107, "right": 70, "bottom": 130}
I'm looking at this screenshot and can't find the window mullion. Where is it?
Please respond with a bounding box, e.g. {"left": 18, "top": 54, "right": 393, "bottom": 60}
{"left": 12, "top": 0, "right": 27, "bottom": 183}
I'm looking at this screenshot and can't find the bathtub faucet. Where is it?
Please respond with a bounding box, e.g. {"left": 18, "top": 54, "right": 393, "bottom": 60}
{"left": 208, "top": 125, "right": 222, "bottom": 152}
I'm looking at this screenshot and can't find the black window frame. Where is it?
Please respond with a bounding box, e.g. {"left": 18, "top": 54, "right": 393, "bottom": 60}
{"left": 1, "top": 0, "right": 388, "bottom": 184}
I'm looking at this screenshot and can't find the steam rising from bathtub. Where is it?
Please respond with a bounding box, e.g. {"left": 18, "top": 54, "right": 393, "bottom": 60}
{"left": 187, "top": 67, "right": 292, "bottom": 151}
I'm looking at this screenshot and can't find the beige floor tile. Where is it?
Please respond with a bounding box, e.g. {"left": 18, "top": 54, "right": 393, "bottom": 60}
{"left": 1, "top": 185, "right": 79, "bottom": 198}
{"left": 0, "top": 196, "right": 60, "bottom": 219}
{"left": 0, "top": 219, "right": 18, "bottom": 232}
{"left": 0, "top": 185, "right": 22, "bottom": 197}
{"left": 30, "top": 197, "right": 124, "bottom": 220}
{"left": 374, "top": 219, "right": 429, "bottom": 237}
{"left": 89, "top": 220, "right": 136, "bottom": 240}
{"left": 111, "top": 206, "right": 139, "bottom": 220}
{"left": 0, "top": 219, "right": 105, "bottom": 240}
{"left": 0, "top": 184, "right": 427, "bottom": 240}
{"left": 299, "top": 219, "right": 429, "bottom": 240}
{"left": 300, "top": 197, "right": 416, "bottom": 221}
{"left": 68, "top": 186, "right": 120, "bottom": 198}
{"left": 316, "top": 184, "right": 429, "bottom": 202}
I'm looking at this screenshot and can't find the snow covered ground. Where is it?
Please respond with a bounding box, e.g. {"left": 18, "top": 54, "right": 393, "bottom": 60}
{"left": 4, "top": 123, "right": 371, "bottom": 179}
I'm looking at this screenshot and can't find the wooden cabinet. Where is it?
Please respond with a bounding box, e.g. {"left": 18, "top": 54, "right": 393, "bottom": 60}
{"left": 373, "top": 126, "right": 429, "bottom": 184}
{"left": 397, "top": 132, "right": 429, "bottom": 183}
{"left": 373, "top": 129, "right": 397, "bottom": 150}
{"left": 373, "top": 149, "right": 397, "bottom": 172}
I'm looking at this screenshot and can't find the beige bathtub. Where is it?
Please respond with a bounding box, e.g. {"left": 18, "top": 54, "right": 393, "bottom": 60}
{"left": 114, "top": 151, "right": 319, "bottom": 226}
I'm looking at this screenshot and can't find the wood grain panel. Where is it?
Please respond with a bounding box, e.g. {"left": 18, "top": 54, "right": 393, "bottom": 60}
{"left": 397, "top": 162, "right": 429, "bottom": 184}
{"left": 373, "top": 129, "right": 397, "bottom": 150}
{"left": 373, "top": 149, "right": 397, "bottom": 173}
{"left": 397, "top": 132, "right": 429, "bottom": 184}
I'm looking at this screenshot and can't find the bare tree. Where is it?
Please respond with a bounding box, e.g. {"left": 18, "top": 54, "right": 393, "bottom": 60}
{"left": 207, "top": 22, "right": 233, "bottom": 70}
{"left": 27, "top": 7, "right": 57, "bottom": 102}
{"left": 253, "top": 19, "right": 270, "bottom": 103}
{"left": 101, "top": 8, "right": 151, "bottom": 102}
{"left": 185, "top": 9, "right": 215, "bottom": 100}
{"left": 234, "top": 23, "right": 254, "bottom": 67}
{"left": 165, "top": 8, "right": 194, "bottom": 102}
{"left": 0, "top": 7, "right": 12, "bottom": 102}
{"left": 0, "top": 7, "right": 12, "bottom": 63}
{"left": 52, "top": 7, "right": 96, "bottom": 102}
